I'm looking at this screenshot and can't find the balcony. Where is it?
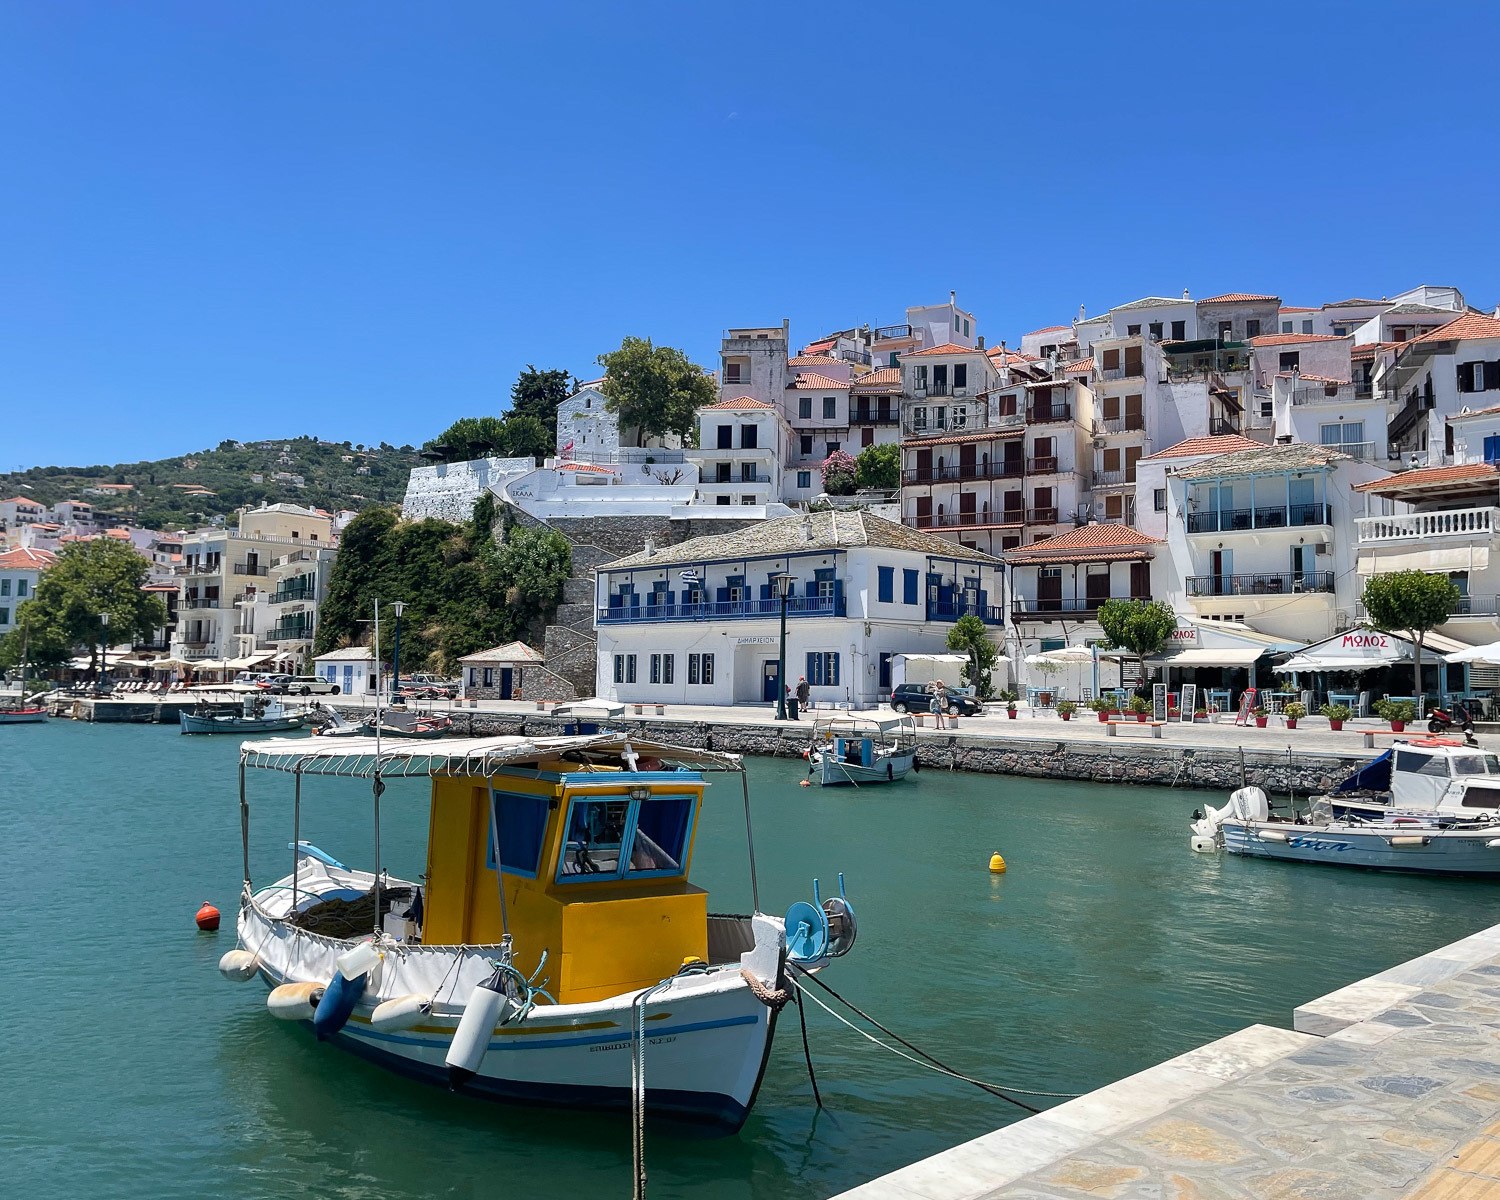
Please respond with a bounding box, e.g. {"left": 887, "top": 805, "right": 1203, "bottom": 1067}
{"left": 1209, "top": 417, "right": 1242, "bottom": 436}
{"left": 1097, "top": 417, "right": 1145, "bottom": 435}
{"left": 902, "top": 461, "right": 1024, "bottom": 485}
{"left": 913, "top": 510, "right": 1023, "bottom": 530}
{"left": 232, "top": 562, "right": 268, "bottom": 577}
{"left": 1186, "top": 504, "right": 1333, "bottom": 533}
{"left": 927, "top": 600, "right": 1004, "bottom": 626}
{"left": 834, "top": 348, "right": 872, "bottom": 367}
{"left": 1027, "top": 507, "right": 1060, "bottom": 524}
{"left": 267, "top": 621, "right": 315, "bottom": 642}
{"left": 597, "top": 595, "right": 845, "bottom": 624}
{"left": 1027, "top": 455, "right": 1061, "bottom": 474}
{"left": 1290, "top": 384, "right": 1356, "bottom": 406}
{"left": 1186, "top": 571, "right": 1335, "bottom": 597}
{"left": 1092, "top": 470, "right": 1127, "bottom": 487}
{"left": 182, "top": 634, "right": 211, "bottom": 648}
{"left": 851, "top": 408, "right": 900, "bottom": 425}
{"left": 182, "top": 597, "right": 221, "bottom": 609}
{"left": 1355, "top": 507, "right": 1500, "bottom": 545}
{"left": 874, "top": 324, "right": 913, "bottom": 340}
{"left": 1454, "top": 595, "right": 1500, "bottom": 617}
{"left": 1027, "top": 405, "right": 1071, "bottom": 424}
{"left": 176, "top": 561, "right": 220, "bottom": 577}
{"left": 270, "top": 582, "right": 316, "bottom": 604}
{"left": 913, "top": 382, "right": 955, "bottom": 397}
{"left": 1011, "top": 597, "right": 1102, "bottom": 619}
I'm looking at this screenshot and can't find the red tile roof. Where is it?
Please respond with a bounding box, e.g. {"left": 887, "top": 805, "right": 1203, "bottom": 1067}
{"left": 903, "top": 428, "right": 1024, "bottom": 449}
{"left": 787, "top": 354, "right": 840, "bottom": 367}
{"left": 1006, "top": 523, "right": 1160, "bottom": 563}
{"left": 1350, "top": 341, "right": 1399, "bottom": 357}
{"left": 802, "top": 338, "right": 836, "bottom": 354}
{"left": 0, "top": 546, "right": 56, "bottom": 569}
{"left": 1198, "top": 293, "right": 1279, "bottom": 304}
{"left": 986, "top": 348, "right": 1037, "bottom": 366}
{"left": 1063, "top": 359, "right": 1094, "bottom": 375}
{"left": 1139, "top": 434, "right": 1264, "bottom": 462}
{"left": 790, "top": 372, "right": 849, "bottom": 390}
{"left": 1024, "top": 325, "right": 1069, "bottom": 337}
{"left": 1353, "top": 462, "right": 1498, "bottom": 494}
{"left": 1, "top": 496, "right": 44, "bottom": 507}
{"left": 905, "top": 341, "right": 985, "bottom": 358}
{"left": 849, "top": 368, "right": 902, "bottom": 392}
{"left": 1408, "top": 312, "right": 1500, "bottom": 346}
{"left": 1248, "top": 333, "right": 1347, "bottom": 347}
{"left": 707, "top": 396, "right": 775, "bottom": 409}
{"left": 1278, "top": 306, "right": 1318, "bottom": 313}
{"left": 1452, "top": 403, "right": 1500, "bottom": 419}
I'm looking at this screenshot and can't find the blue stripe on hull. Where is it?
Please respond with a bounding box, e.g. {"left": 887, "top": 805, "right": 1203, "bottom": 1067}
{"left": 348, "top": 1013, "right": 759, "bottom": 1051}
{"left": 331, "top": 1029, "right": 753, "bottom": 1134}
{"left": 1224, "top": 830, "right": 1500, "bottom": 876}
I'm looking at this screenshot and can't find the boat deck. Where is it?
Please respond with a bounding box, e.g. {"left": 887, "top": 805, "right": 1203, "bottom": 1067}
{"left": 832, "top": 921, "right": 1500, "bottom": 1199}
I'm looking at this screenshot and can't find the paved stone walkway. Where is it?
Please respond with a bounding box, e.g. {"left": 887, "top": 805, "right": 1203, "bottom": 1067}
{"left": 833, "top": 925, "right": 1500, "bottom": 1200}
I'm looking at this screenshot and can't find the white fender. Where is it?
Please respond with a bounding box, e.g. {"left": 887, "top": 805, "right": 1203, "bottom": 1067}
{"left": 268, "top": 980, "right": 325, "bottom": 1020}
{"left": 1258, "top": 829, "right": 1289, "bottom": 843}
{"left": 445, "top": 978, "right": 508, "bottom": 1088}
{"left": 370, "top": 993, "right": 434, "bottom": 1032}
{"left": 336, "top": 940, "right": 383, "bottom": 982}
{"left": 219, "top": 949, "right": 260, "bottom": 982}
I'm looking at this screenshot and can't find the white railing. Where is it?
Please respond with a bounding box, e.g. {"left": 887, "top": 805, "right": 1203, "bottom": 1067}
{"left": 1355, "top": 506, "right": 1500, "bottom": 544}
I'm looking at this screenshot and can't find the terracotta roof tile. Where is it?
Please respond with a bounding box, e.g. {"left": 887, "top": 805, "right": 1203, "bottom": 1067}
{"left": 1005, "top": 524, "right": 1160, "bottom": 563}
{"left": 787, "top": 354, "right": 841, "bottom": 367}
{"left": 1248, "top": 333, "right": 1348, "bottom": 346}
{"left": 790, "top": 372, "right": 849, "bottom": 390}
{"left": 0, "top": 546, "right": 56, "bottom": 569}
{"left": 1278, "top": 306, "right": 1318, "bottom": 313}
{"left": 706, "top": 396, "right": 775, "bottom": 409}
{"left": 903, "top": 428, "right": 1024, "bottom": 449}
{"left": 905, "top": 341, "right": 985, "bottom": 358}
{"left": 1198, "top": 293, "right": 1279, "bottom": 304}
{"left": 1063, "top": 359, "right": 1094, "bottom": 375}
{"left": 1352, "top": 462, "right": 1499, "bottom": 494}
{"left": 803, "top": 338, "right": 836, "bottom": 354}
{"left": 1, "top": 496, "right": 44, "bottom": 506}
{"left": 1024, "top": 325, "right": 1069, "bottom": 336}
{"left": 849, "top": 368, "right": 902, "bottom": 393}
{"left": 1408, "top": 312, "right": 1500, "bottom": 346}
{"left": 1139, "top": 434, "right": 1264, "bottom": 462}
{"left": 986, "top": 348, "right": 1037, "bottom": 366}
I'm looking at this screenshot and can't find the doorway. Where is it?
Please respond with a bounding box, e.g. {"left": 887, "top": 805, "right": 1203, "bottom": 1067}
{"left": 499, "top": 667, "right": 514, "bottom": 700}
{"left": 763, "top": 659, "right": 781, "bottom": 702}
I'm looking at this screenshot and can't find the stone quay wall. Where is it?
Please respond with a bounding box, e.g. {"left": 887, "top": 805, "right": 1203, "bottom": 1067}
{"left": 344, "top": 708, "right": 1364, "bottom": 794}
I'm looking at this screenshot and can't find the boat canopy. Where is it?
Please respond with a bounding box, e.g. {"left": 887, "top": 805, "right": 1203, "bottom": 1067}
{"left": 239, "top": 732, "right": 744, "bottom": 779}
{"left": 1330, "top": 749, "right": 1392, "bottom": 795}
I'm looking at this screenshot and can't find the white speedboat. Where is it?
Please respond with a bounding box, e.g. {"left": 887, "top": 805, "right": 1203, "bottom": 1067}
{"left": 806, "top": 715, "right": 918, "bottom": 786}
{"left": 218, "top": 732, "right": 859, "bottom": 1133}
{"left": 1192, "top": 785, "right": 1500, "bottom": 876}
{"left": 1317, "top": 737, "right": 1500, "bottom": 821}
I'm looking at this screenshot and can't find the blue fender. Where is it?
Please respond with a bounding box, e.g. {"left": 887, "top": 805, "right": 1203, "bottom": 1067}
{"left": 313, "top": 969, "right": 367, "bottom": 1040}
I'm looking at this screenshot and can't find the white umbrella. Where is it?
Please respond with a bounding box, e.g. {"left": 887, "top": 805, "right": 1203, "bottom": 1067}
{"left": 1446, "top": 641, "right": 1500, "bottom": 665}
{"left": 1025, "top": 647, "right": 1094, "bottom": 665}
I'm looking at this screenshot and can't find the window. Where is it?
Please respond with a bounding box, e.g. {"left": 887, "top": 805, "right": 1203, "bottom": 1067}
{"left": 1217, "top": 320, "right": 1232, "bottom": 339}
{"left": 1279, "top": 351, "right": 1300, "bottom": 372}
{"left": 1281, "top": 321, "right": 1293, "bottom": 334}
{"left": 952, "top": 405, "right": 968, "bottom": 429}
{"left": 661, "top": 654, "right": 674, "bottom": 684}
{"left": 799, "top": 397, "right": 812, "bottom": 420}
{"left": 650, "top": 653, "right": 661, "bottom": 684}
{"left": 963, "top": 318, "right": 970, "bottom": 337}
{"left": 1246, "top": 319, "right": 1261, "bottom": 338}
{"left": 800, "top": 435, "right": 813, "bottom": 456}
{"left": 557, "top": 797, "right": 630, "bottom": 878}
{"left": 724, "top": 363, "right": 741, "bottom": 383}
{"left": 912, "top": 406, "right": 928, "bottom": 430}
{"left": 1171, "top": 320, "right": 1186, "bottom": 340}
{"left": 716, "top": 424, "right": 733, "bottom": 449}
{"left": 954, "top": 363, "right": 967, "bottom": 389}
{"left": 1127, "top": 324, "right": 1141, "bottom": 336}
{"left": 825, "top": 441, "right": 840, "bottom": 456}
{"left": 16, "top": 580, "right": 26, "bottom": 597}
{"left": 903, "top": 568, "right": 919, "bottom": 605}
{"left": 489, "top": 790, "right": 549, "bottom": 877}
{"left": 0, "top": 579, "right": 8, "bottom": 595}
{"left": 741, "top": 424, "right": 758, "bottom": 449}
{"left": 1320, "top": 421, "right": 1365, "bottom": 456}
{"left": 688, "top": 653, "right": 714, "bottom": 685}
{"left": 806, "top": 651, "right": 840, "bottom": 686}
{"left": 626, "top": 795, "right": 693, "bottom": 876}
{"left": 483, "top": 667, "right": 494, "bottom": 687}
{"left": 1154, "top": 488, "right": 1167, "bottom": 512}
{"left": 878, "top": 566, "right": 895, "bottom": 603}
{"left": 1302, "top": 320, "right": 1314, "bottom": 335}
{"left": 613, "top": 654, "right": 637, "bottom": 684}
{"left": 1149, "top": 321, "right": 1163, "bottom": 340}
{"left": 1260, "top": 401, "right": 1273, "bottom": 419}
{"left": 797, "top": 470, "right": 812, "bottom": 489}
{"left": 555, "top": 793, "right": 695, "bottom": 883}
{"left": 1332, "top": 325, "right": 1347, "bottom": 337}
{"left": 1485, "top": 436, "right": 1500, "bottom": 465}
{"left": 0, "top": 607, "right": 7, "bottom": 625}
{"left": 822, "top": 396, "right": 836, "bottom": 419}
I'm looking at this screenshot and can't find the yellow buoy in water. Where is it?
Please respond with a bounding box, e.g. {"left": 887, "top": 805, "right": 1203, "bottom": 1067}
{"left": 989, "top": 852, "right": 1007, "bottom": 873}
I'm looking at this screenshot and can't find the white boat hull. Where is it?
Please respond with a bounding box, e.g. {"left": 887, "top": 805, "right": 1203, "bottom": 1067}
{"left": 1221, "top": 820, "right": 1500, "bottom": 876}
{"left": 0, "top": 708, "right": 47, "bottom": 724}
{"left": 810, "top": 749, "right": 916, "bottom": 786}
{"left": 237, "top": 868, "right": 784, "bottom": 1132}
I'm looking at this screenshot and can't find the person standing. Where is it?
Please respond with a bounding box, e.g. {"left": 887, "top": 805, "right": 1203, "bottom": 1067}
{"left": 796, "top": 675, "right": 810, "bottom": 713}
{"left": 932, "top": 679, "right": 948, "bottom": 729}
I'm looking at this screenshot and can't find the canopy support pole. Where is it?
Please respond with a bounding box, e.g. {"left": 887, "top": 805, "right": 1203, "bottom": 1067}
{"left": 239, "top": 759, "right": 250, "bottom": 886}
{"left": 740, "top": 770, "right": 760, "bottom": 913}
{"left": 292, "top": 768, "right": 302, "bottom": 914}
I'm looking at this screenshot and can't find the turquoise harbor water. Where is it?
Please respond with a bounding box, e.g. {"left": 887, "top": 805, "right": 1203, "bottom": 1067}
{"left": 4, "top": 722, "right": 1498, "bottom": 1200}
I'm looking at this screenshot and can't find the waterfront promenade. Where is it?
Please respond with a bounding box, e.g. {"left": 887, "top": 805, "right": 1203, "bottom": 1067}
{"left": 831, "top": 921, "right": 1500, "bottom": 1200}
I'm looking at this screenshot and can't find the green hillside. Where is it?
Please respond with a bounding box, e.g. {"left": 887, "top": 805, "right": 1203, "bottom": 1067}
{"left": 2, "top": 437, "right": 425, "bottom": 530}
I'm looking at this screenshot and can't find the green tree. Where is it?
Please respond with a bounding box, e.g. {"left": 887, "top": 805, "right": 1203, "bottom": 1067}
{"left": 498, "top": 414, "right": 553, "bottom": 461}
{"left": 597, "top": 336, "right": 716, "bottom": 446}
{"left": 1361, "top": 569, "right": 1460, "bottom": 697}
{"left": 0, "top": 539, "right": 166, "bottom": 679}
{"left": 509, "top": 365, "right": 572, "bottom": 438}
{"left": 854, "top": 442, "right": 900, "bottom": 490}
{"left": 946, "top": 614, "right": 999, "bottom": 698}
{"left": 426, "top": 416, "right": 508, "bottom": 463}
{"left": 1097, "top": 598, "right": 1177, "bottom": 685}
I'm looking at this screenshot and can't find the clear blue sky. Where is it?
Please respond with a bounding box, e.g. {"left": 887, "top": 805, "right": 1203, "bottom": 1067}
{"left": 5, "top": 1, "right": 1497, "bottom": 470}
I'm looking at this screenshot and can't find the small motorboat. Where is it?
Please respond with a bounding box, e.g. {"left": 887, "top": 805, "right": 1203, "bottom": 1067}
{"left": 180, "top": 694, "right": 304, "bottom": 735}
{"left": 806, "top": 715, "right": 917, "bottom": 786}
{"left": 0, "top": 697, "right": 48, "bottom": 724}
{"left": 308, "top": 703, "right": 372, "bottom": 738}
{"left": 1318, "top": 737, "right": 1500, "bottom": 821}
{"left": 1191, "top": 785, "right": 1500, "bottom": 876}
{"left": 370, "top": 710, "right": 453, "bottom": 740}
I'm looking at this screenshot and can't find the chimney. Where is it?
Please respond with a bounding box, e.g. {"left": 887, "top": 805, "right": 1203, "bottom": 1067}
{"left": 977, "top": 335, "right": 985, "bottom": 351}
{"left": 950, "top": 290, "right": 957, "bottom": 307}
{"left": 1182, "top": 288, "right": 1190, "bottom": 301}
{"left": 1276, "top": 434, "right": 1292, "bottom": 445}
{"left": 801, "top": 515, "right": 813, "bottom": 543}
{"left": 643, "top": 535, "right": 656, "bottom": 557}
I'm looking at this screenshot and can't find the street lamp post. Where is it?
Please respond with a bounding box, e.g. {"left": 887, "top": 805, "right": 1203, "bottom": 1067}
{"left": 98, "top": 610, "right": 110, "bottom": 692}
{"left": 390, "top": 601, "right": 406, "bottom": 703}
{"left": 772, "top": 573, "right": 795, "bottom": 721}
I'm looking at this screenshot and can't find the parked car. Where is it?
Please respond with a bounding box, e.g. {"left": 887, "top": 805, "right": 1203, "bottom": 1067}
{"left": 401, "top": 672, "right": 457, "bottom": 699}
{"left": 889, "top": 682, "right": 984, "bottom": 717}
{"left": 287, "top": 675, "right": 339, "bottom": 696}
{"left": 255, "top": 673, "right": 294, "bottom": 694}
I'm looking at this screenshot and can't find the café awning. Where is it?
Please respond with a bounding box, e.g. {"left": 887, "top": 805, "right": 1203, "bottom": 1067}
{"left": 1355, "top": 546, "right": 1488, "bottom": 575}
{"left": 1145, "top": 647, "right": 1264, "bottom": 667}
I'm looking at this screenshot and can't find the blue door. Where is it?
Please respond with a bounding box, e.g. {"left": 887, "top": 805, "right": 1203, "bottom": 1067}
{"left": 763, "top": 660, "right": 780, "bottom": 702}
{"left": 499, "top": 667, "right": 514, "bottom": 699}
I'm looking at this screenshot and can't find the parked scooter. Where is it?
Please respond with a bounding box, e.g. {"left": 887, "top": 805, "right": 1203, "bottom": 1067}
{"left": 1428, "top": 700, "right": 1480, "bottom": 746}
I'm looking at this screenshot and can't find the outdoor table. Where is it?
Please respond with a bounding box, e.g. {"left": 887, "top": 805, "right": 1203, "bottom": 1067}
{"left": 1206, "top": 688, "right": 1232, "bottom": 713}
{"left": 1328, "top": 691, "right": 1357, "bottom": 709}
{"left": 1264, "top": 691, "right": 1298, "bottom": 713}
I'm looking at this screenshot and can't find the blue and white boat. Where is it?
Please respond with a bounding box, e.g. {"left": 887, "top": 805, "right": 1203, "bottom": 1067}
{"left": 806, "top": 715, "right": 917, "bottom": 786}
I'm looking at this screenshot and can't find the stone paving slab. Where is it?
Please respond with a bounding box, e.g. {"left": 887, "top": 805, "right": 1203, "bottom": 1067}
{"left": 832, "top": 923, "right": 1500, "bottom": 1200}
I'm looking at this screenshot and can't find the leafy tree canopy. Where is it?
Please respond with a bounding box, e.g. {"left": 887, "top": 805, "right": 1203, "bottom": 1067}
{"left": 1097, "top": 598, "right": 1177, "bottom": 679}
{"left": 1361, "top": 569, "right": 1461, "bottom": 694}
{"left": 499, "top": 414, "right": 553, "bottom": 461}
{"left": 0, "top": 539, "right": 166, "bottom": 675}
{"left": 597, "top": 336, "right": 715, "bottom": 446}
{"left": 428, "top": 416, "right": 508, "bottom": 463}
{"left": 509, "top": 365, "right": 572, "bottom": 436}
{"left": 854, "top": 442, "right": 900, "bottom": 491}
{"left": 946, "top": 614, "right": 999, "bottom": 698}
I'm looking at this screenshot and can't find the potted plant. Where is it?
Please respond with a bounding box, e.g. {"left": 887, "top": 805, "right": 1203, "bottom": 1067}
{"left": 1320, "top": 702, "right": 1352, "bottom": 732}
{"left": 1089, "top": 697, "right": 1112, "bottom": 723}
{"left": 1129, "top": 696, "right": 1151, "bottom": 723}
{"left": 1284, "top": 701, "right": 1307, "bottom": 729}
{"left": 1377, "top": 699, "right": 1414, "bottom": 733}
{"left": 1057, "top": 699, "right": 1077, "bottom": 722}
{"left": 1005, "top": 692, "right": 1017, "bottom": 719}
{"left": 1253, "top": 706, "right": 1269, "bottom": 729}
{"left": 1194, "top": 708, "right": 1208, "bottom": 722}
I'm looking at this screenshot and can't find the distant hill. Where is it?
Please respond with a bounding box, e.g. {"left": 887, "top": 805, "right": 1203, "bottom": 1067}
{"left": 2, "top": 437, "right": 426, "bottom": 530}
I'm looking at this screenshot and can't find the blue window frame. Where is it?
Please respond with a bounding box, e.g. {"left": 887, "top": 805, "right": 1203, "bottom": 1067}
{"left": 877, "top": 565, "right": 895, "bottom": 603}
{"left": 555, "top": 792, "right": 696, "bottom": 883}
{"left": 902, "top": 568, "right": 919, "bottom": 605}
{"left": 1485, "top": 435, "right": 1500, "bottom": 464}
{"left": 806, "top": 651, "right": 840, "bottom": 686}
{"left": 487, "top": 789, "right": 550, "bottom": 878}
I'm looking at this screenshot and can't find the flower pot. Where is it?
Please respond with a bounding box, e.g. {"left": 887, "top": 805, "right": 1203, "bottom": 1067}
{"left": 1390, "top": 720, "right": 1405, "bottom": 733}
{"left": 1329, "top": 719, "right": 1344, "bottom": 731}
{"left": 1097, "top": 710, "right": 1110, "bottom": 723}
{"left": 1060, "top": 711, "right": 1071, "bottom": 721}
{"left": 1006, "top": 709, "right": 1017, "bottom": 719}
{"left": 1254, "top": 717, "right": 1268, "bottom": 729}
{"left": 1135, "top": 712, "right": 1148, "bottom": 723}
{"left": 1286, "top": 718, "right": 1298, "bottom": 729}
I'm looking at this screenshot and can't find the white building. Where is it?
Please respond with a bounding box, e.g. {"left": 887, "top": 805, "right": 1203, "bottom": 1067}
{"left": 0, "top": 546, "right": 54, "bottom": 634}
{"left": 556, "top": 379, "right": 682, "bottom": 462}
{"left": 1385, "top": 312, "right": 1500, "bottom": 464}
{"left": 593, "top": 511, "right": 1004, "bottom": 707}
{"left": 313, "top": 645, "right": 377, "bottom": 695}
{"left": 0, "top": 496, "right": 46, "bottom": 529}
{"left": 689, "top": 398, "right": 792, "bottom": 508}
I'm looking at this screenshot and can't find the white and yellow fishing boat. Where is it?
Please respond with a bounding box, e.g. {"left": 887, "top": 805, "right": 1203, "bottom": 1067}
{"left": 219, "top": 732, "right": 856, "bottom": 1134}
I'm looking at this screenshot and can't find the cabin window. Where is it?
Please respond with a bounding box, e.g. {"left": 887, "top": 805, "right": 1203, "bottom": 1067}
{"left": 488, "top": 790, "right": 549, "bottom": 878}
{"left": 626, "top": 796, "right": 694, "bottom": 876}
{"left": 1451, "top": 754, "right": 1499, "bottom": 777}
{"left": 1394, "top": 751, "right": 1449, "bottom": 778}
{"left": 556, "top": 793, "right": 696, "bottom": 883}
{"left": 558, "top": 798, "right": 630, "bottom": 877}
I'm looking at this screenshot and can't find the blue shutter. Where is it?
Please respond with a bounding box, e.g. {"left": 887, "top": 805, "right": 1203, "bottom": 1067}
{"left": 903, "top": 569, "right": 919, "bottom": 605}
{"left": 878, "top": 566, "right": 894, "bottom": 603}
{"left": 1486, "top": 436, "right": 1500, "bottom": 464}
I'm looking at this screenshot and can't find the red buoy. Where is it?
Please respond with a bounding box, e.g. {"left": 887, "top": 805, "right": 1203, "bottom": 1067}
{"left": 196, "top": 902, "right": 221, "bottom": 932}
